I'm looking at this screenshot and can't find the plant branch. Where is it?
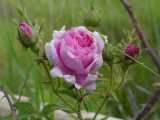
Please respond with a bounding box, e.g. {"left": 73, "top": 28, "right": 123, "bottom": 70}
{"left": 120, "top": 0, "right": 160, "bottom": 73}
{"left": 1, "top": 85, "right": 16, "bottom": 120}
{"left": 114, "top": 71, "right": 126, "bottom": 91}
{"left": 133, "top": 87, "right": 160, "bottom": 120}
{"left": 93, "top": 65, "right": 113, "bottom": 120}
{"left": 76, "top": 89, "right": 83, "bottom": 120}
{"left": 42, "top": 64, "right": 76, "bottom": 112}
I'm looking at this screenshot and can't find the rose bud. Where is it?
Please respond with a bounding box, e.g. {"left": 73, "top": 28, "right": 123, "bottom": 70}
{"left": 17, "top": 22, "right": 42, "bottom": 56}
{"left": 19, "top": 22, "right": 34, "bottom": 39}
{"left": 83, "top": 3, "right": 102, "bottom": 28}
{"left": 124, "top": 43, "right": 139, "bottom": 61}
{"left": 45, "top": 26, "right": 107, "bottom": 91}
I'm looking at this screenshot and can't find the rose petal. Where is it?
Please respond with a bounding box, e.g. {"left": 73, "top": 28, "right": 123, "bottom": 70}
{"left": 50, "top": 66, "right": 75, "bottom": 83}
{"left": 93, "top": 31, "right": 105, "bottom": 52}
{"left": 75, "top": 83, "right": 82, "bottom": 89}
{"left": 83, "top": 54, "right": 102, "bottom": 74}
{"left": 63, "top": 75, "right": 76, "bottom": 84}
{"left": 85, "top": 83, "right": 96, "bottom": 91}
{"left": 49, "top": 41, "right": 67, "bottom": 70}
{"left": 45, "top": 43, "right": 55, "bottom": 64}
{"left": 83, "top": 73, "right": 98, "bottom": 86}
{"left": 60, "top": 41, "right": 84, "bottom": 74}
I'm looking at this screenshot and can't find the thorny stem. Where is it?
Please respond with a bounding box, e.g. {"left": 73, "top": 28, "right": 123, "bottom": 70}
{"left": 114, "top": 71, "right": 127, "bottom": 92}
{"left": 93, "top": 65, "right": 113, "bottom": 120}
{"left": 76, "top": 89, "right": 83, "bottom": 120}
{"left": 107, "top": 66, "right": 113, "bottom": 93}
{"left": 115, "top": 65, "right": 121, "bottom": 82}
{"left": 42, "top": 64, "right": 76, "bottom": 112}
{"left": 93, "top": 93, "right": 111, "bottom": 120}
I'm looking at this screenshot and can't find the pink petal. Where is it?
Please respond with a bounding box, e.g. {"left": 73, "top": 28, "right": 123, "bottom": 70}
{"left": 60, "top": 41, "right": 84, "bottom": 74}
{"left": 49, "top": 41, "right": 67, "bottom": 70}
{"left": 45, "top": 43, "right": 55, "bottom": 64}
{"left": 83, "top": 54, "right": 103, "bottom": 74}
{"left": 50, "top": 66, "right": 75, "bottom": 83}
{"left": 85, "top": 83, "right": 96, "bottom": 91}
{"left": 82, "top": 53, "right": 93, "bottom": 68}
{"left": 93, "top": 31, "right": 105, "bottom": 52}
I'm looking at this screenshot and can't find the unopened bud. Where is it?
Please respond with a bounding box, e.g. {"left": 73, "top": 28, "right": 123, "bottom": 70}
{"left": 17, "top": 22, "right": 42, "bottom": 56}
{"left": 83, "top": 3, "right": 102, "bottom": 28}
{"left": 124, "top": 43, "right": 139, "bottom": 62}
{"left": 19, "top": 23, "right": 34, "bottom": 39}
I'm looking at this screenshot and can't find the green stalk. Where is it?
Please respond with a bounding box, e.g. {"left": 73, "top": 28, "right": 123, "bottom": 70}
{"left": 107, "top": 66, "right": 113, "bottom": 93}
{"left": 115, "top": 65, "right": 121, "bottom": 82}
{"left": 42, "top": 64, "right": 76, "bottom": 112}
{"left": 39, "top": 77, "right": 45, "bottom": 106}
{"left": 76, "top": 89, "right": 83, "bottom": 120}
{"left": 93, "top": 65, "right": 113, "bottom": 120}
{"left": 18, "top": 64, "right": 33, "bottom": 102}
{"left": 49, "top": 89, "right": 56, "bottom": 119}
{"left": 35, "top": 74, "right": 40, "bottom": 110}
{"left": 114, "top": 71, "right": 127, "bottom": 92}
{"left": 93, "top": 94, "right": 111, "bottom": 120}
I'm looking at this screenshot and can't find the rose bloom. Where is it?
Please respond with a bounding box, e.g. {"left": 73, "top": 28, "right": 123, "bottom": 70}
{"left": 124, "top": 43, "right": 139, "bottom": 60}
{"left": 19, "top": 22, "right": 34, "bottom": 39}
{"left": 45, "top": 26, "right": 107, "bottom": 91}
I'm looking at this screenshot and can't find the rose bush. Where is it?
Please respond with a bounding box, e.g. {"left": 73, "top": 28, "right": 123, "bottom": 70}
{"left": 124, "top": 43, "right": 139, "bottom": 61}
{"left": 45, "top": 26, "right": 107, "bottom": 91}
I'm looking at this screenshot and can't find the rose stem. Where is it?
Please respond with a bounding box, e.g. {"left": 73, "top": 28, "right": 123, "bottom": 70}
{"left": 114, "top": 71, "right": 127, "bottom": 91}
{"left": 93, "top": 65, "right": 113, "bottom": 120}
{"left": 42, "top": 64, "right": 76, "bottom": 112}
{"left": 76, "top": 89, "right": 83, "bottom": 120}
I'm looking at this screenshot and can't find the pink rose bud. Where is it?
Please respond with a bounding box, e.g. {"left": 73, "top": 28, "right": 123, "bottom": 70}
{"left": 45, "top": 26, "right": 106, "bottom": 91}
{"left": 19, "top": 22, "right": 34, "bottom": 39}
{"left": 124, "top": 43, "right": 139, "bottom": 60}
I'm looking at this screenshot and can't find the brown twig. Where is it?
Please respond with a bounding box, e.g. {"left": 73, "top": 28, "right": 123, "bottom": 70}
{"left": 120, "top": 0, "right": 160, "bottom": 73}
{"left": 1, "top": 85, "right": 16, "bottom": 120}
{"left": 133, "top": 87, "right": 160, "bottom": 120}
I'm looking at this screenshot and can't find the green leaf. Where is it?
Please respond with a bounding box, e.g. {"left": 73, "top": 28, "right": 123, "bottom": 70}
{"left": 34, "top": 58, "right": 45, "bottom": 64}
{"left": 39, "top": 22, "right": 44, "bottom": 33}
{"left": 111, "top": 92, "right": 119, "bottom": 102}
{"left": 33, "top": 21, "right": 36, "bottom": 26}
{"left": 68, "top": 85, "right": 75, "bottom": 90}
{"left": 123, "top": 29, "right": 127, "bottom": 37}
{"left": 114, "top": 61, "right": 121, "bottom": 64}
{"left": 14, "top": 102, "right": 38, "bottom": 119}
{"left": 29, "top": 116, "right": 37, "bottom": 120}
{"left": 16, "top": 8, "right": 24, "bottom": 17}
{"left": 41, "top": 104, "right": 57, "bottom": 117}
{"left": 61, "top": 109, "right": 75, "bottom": 113}
{"left": 101, "top": 115, "right": 109, "bottom": 120}
{"left": 58, "top": 90, "right": 77, "bottom": 100}
{"left": 96, "top": 82, "right": 108, "bottom": 89}
{"left": 84, "top": 102, "right": 89, "bottom": 113}
{"left": 12, "top": 19, "right": 18, "bottom": 27}
{"left": 78, "top": 93, "right": 89, "bottom": 103}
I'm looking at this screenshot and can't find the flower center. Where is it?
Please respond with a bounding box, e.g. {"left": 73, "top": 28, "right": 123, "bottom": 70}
{"left": 75, "top": 34, "right": 93, "bottom": 48}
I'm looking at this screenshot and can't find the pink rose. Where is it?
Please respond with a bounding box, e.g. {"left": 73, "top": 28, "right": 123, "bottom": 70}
{"left": 45, "top": 26, "right": 106, "bottom": 91}
{"left": 124, "top": 43, "right": 139, "bottom": 60}
{"left": 19, "top": 22, "right": 34, "bottom": 39}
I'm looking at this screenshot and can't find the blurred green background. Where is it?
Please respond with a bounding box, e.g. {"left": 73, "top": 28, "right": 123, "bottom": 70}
{"left": 0, "top": 0, "right": 160, "bottom": 119}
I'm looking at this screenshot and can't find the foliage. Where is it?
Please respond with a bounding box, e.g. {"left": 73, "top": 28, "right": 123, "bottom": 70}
{"left": 0, "top": 0, "right": 160, "bottom": 120}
